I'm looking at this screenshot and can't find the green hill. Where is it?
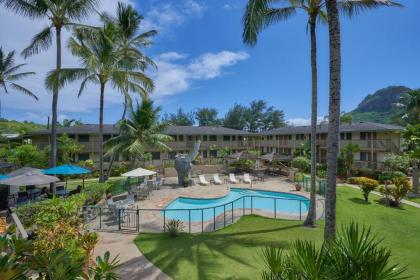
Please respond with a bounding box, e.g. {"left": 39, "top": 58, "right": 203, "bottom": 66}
{"left": 0, "top": 118, "right": 45, "bottom": 134}
{"left": 349, "top": 86, "right": 411, "bottom": 124}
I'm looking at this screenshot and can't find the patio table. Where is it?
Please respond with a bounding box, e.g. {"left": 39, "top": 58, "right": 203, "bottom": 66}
{"left": 55, "top": 189, "right": 69, "bottom": 197}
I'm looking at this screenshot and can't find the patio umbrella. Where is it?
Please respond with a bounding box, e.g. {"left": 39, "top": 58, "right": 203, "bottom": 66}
{"left": 260, "top": 152, "right": 292, "bottom": 162}
{"left": 8, "top": 167, "right": 43, "bottom": 177}
{"left": 43, "top": 164, "right": 91, "bottom": 188}
{"left": 121, "top": 168, "right": 156, "bottom": 177}
{"left": 0, "top": 172, "right": 59, "bottom": 186}
{"left": 0, "top": 174, "right": 10, "bottom": 180}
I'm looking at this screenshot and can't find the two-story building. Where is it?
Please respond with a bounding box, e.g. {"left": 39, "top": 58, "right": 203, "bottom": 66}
{"left": 24, "top": 122, "right": 403, "bottom": 170}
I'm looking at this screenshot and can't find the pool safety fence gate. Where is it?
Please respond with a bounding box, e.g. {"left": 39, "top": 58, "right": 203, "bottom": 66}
{"left": 298, "top": 175, "right": 326, "bottom": 195}
{"left": 82, "top": 195, "right": 325, "bottom": 234}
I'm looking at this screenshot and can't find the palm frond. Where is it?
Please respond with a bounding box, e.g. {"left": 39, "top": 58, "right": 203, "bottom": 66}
{"left": 9, "top": 82, "right": 38, "bottom": 100}
{"left": 45, "top": 68, "right": 90, "bottom": 91}
{"left": 338, "top": 0, "right": 402, "bottom": 18}
{"left": 3, "top": 63, "right": 26, "bottom": 75}
{"left": 7, "top": 71, "right": 36, "bottom": 81}
{"left": 21, "top": 25, "right": 53, "bottom": 58}
{"left": 0, "top": 0, "right": 46, "bottom": 18}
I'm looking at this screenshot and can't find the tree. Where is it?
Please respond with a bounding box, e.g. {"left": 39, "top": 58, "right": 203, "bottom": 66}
{"left": 246, "top": 100, "right": 285, "bottom": 132}
{"left": 242, "top": 0, "right": 400, "bottom": 230}
{"left": 162, "top": 109, "right": 195, "bottom": 126}
{"left": 102, "top": 1, "right": 157, "bottom": 120}
{"left": 395, "top": 89, "right": 420, "bottom": 125}
{"left": 402, "top": 124, "right": 420, "bottom": 160}
{"left": 46, "top": 22, "right": 154, "bottom": 182}
{"left": 106, "top": 99, "right": 172, "bottom": 167}
{"left": 58, "top": 133, "right": 83, "bottom": 163}
{"left": 340, "top": 112, "right": 353, "bottom": 124}
{"left": 8, "top": 144, "right": 48, "bottom": 168}
{"left": 0, "top": 0, "right": 99, "bottom": 171}
{"left": 0, "top": 47, "right": 37, "bottom": 118}
{"left": 223, "top": 104, "right": 249, "bottom": 130}
{"left": 341, "top": 143, "right": 360, "bottom": 177}
{"left": 195, "top": 108, "right": 220, "bottom": 126}
{"left": 59, "top": 119, "right": 83, "bottom": 127}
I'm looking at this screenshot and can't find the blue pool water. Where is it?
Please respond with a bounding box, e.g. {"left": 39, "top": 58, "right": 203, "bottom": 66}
{"left": 163, "top": 188, "right": 309, "bottom": 222}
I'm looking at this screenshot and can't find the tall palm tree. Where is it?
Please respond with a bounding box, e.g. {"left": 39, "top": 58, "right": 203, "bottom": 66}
{"left": 0, "top": 0, "right": 99, "bottom": 169}
{"left": 242, "top": 0, "right": 400, "bottom": 228}
{"left": 46, "top": 22, "right": 154, "bottom": 182}
{"left": 395, "top": 89, "right": 420, "bottom": 125}
{"left": 105, "top": 99, "right": 172, "bottom": 166}
{"left": 0, "top": 47, "right": 37, "bottom": 118}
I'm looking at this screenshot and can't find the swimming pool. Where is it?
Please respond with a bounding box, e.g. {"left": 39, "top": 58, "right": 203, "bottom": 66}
{"left": 163, "top": 188, "right": 310, "bottom": 222}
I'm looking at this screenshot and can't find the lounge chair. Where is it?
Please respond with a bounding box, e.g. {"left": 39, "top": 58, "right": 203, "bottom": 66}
{"left": 243, "top": 173, "right": 252, "bottom": 184}
{"left": 198, "top": 175, "right": 210, "bottom": 186}
{"left": 228, "top": 173, "right": 238, "bottom": 184}
{"left": 212, "top": 174, "right": 222, "bottom": 185}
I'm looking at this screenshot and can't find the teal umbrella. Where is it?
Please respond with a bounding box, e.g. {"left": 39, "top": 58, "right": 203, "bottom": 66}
{"left": 43, "top": 164, "right": 91, "bottom": 189}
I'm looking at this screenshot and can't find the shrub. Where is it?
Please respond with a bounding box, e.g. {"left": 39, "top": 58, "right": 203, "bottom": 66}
{"left": 229, "top": 159, "right": 254, "bottom": 170}
{"left": 383, "top": 154, "right": 410, "bottom": 173}
{"left": 348, "top": 177, "right": 378, "bottom": 202}
{"left": 358, "top": 167, "right": 375, "bottom": 179}
{"left": 294, "top": 172, "right": 304, "bottom": 183}
{"left": 110, "top": 162, "right": 130, "bottom": 177}
{"left": 379, "top": 177, "right": 412, "bottom": 207}
{"left": 378, "top": 171, "right": 405, "bottom": 183}
{"left": 165, "top": 219, "right": 184, "bottom": 237}
{"left": 291, "top": 156, "right": 311, "bottom": 173}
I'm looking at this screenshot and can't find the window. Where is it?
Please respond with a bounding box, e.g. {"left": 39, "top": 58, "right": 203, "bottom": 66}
{"left": 346, "top": 133, "right": 352, "bottom": 140}
{"left": 340, "top": 133, "right": 345, "bottom": 140}
{"left": 78, "top": 134, "right": 90, "bottom": 142}
{"left": 296, "top": 134, "right": 305, "bottom": 140}
{"left": 360, "top": 132, "right": 367, "bottom": 140}
{"left": 169, "top": 151, "right": 177, "bottom": 159}
{"left": 360, "top": 152, "right": 368, "bottom": 161}
{"left": 188, "top": 136, "right": 193, "bottom": 141}
{"left": 210, "top": 150, "right": 217, "bottom": 158}
{"left": 232, "top": 135, "right": 236, "bottom": 141}
{"left": 203, "top": 135, "right": 208, "bottom": 141}
{"left": 223, "top": 135, "right": 230, "bottom": 141}
{"left": 151, "top": 152, "right": 160, "bottom": 160}
{"left": 103, "top": 134, "right": 112, "bottom": 142}
{"left": 169, "top": 135, "right": 177, "bottom": 141}
{"left": 68, "top": 134, "right": 75, "bottom": 139}
{"left": 209, "top": 135, "right": 217, "bottom": 141}
{"left": 178, "top": 135, "right": 184, "bottom": 141}
{"left": 202, "top": 150, "right": 208, "bottom": 158}
{"left": 78, "top": 153, "right": 90, "bottom": 161}
{"left": 238, "top": 136, "right": 243, "bottom": 141}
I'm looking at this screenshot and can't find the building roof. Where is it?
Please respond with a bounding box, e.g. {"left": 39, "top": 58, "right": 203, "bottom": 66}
{"left": 261, "top": 122, "right": 404, "bottom": 135}
{"left": 25, "top": 124, "right": 252, "bottom": 136}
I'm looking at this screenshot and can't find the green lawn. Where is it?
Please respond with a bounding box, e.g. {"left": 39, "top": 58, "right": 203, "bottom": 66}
{"left": 135, "top": 186, "right": 420, "bottom": 280}
{"left": 406, "top": 196, "right": 420, "bottom": 204}
{"left": 66, "top": 176, "right": 127, "bottom": 195}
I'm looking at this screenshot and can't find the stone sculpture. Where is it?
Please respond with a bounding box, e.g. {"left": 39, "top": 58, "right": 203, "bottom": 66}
{"left": 175, "top": 141, "right": 201, "bottom": 186}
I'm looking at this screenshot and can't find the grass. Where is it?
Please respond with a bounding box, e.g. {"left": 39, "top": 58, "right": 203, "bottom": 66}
{"left": 406, "top": 196, "right": 420, "bottom": 204}
{"left": 66, "top": 176, "right": 127, "bottom": 195}
{"left": 135, "top": 186, "right": 420, "bottom": 280}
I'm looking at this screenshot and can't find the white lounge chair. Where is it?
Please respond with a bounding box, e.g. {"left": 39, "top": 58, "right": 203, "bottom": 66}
{"left": 229, "top": 173, "right": 238, "bottom": 184}
{"left": 213, "top": 174, "right": 222, "bottom": 185}
{"left": 243, "top": 173, "right": 252, "bottom": 184}
{"left": 198, "top": 175, "right": 210, "bottom": 186}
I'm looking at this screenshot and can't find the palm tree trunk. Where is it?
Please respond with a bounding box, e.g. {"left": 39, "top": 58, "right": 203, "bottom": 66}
{"left": 304, "top": 16, "right": 318, "bottom": 228}
{"left": 50, "top": 27, "right": 61, "bottom": 169}
{"left": 325, "top": 0, "right": 341, "bottom": 242}
{"left": 99, "top": 82, "right": 105, "bottom": 183}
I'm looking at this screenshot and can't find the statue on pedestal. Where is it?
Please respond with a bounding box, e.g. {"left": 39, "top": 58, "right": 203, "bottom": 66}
{"left": 175, "top": 141, "right": 201, "bottom": 187}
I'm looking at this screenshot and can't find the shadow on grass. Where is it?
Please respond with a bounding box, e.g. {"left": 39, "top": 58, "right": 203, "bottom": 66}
{"left": 348, "top": 197, "right": 371, "bottom": 205}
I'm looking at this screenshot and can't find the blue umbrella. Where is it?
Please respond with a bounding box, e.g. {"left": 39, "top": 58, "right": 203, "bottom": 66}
{"left": 43, "top": 164, "right": 91, "bottom": 189}
{"left": 0, "top": 174, "right": 10, "bottom": 180}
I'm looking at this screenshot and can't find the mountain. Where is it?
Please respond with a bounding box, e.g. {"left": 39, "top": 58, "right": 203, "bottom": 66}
{"left": 0, "top": 118, "right": 45, "bottom": 135}
{"left": 349, "top": 86, "right": 411, "bottom": 124}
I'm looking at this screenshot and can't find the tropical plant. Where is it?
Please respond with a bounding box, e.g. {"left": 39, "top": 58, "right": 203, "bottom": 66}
{"left": 162, "top": 109, "right": 195, "bottom": 126}
{"left": 58, "top": 133, "right": 83, "bottom": 163}
{"left": 394, "top": 89, "right": 420, "bottom": 125}
{"left": 0, "top": 47, "right": 37, "bottom": 118}
{"left": 195, "top": 107, "right": 221, "bottom": 126}
{"left": 291, "top": 156, "right": 311, "bottom": 173}
{"left": 46, "top": 20, "right": 154, "bottom": 182}
{"left": 0, "top": 0, "right": 99, "bottom": 171}
{"left": 8, "top": 144, "right": 48, "bottom": 168}
{"left": 341, "top": 143, "right": 360, "bottom": 177}
{"left": 59, "top": 119, "right": 83, "bottom": 127}
{"left": 379, "top": 176, "right": 412, "bottom": 207}
{"left": 165, "top": 220, "right": 184, "bottom": 238}
{"left": 0, "top": 236, "right": 32, "bottom": 280}
{"left": 105, "top": 99, "right": 172, "bottom": 167}
{"left": 260, "top": 222, "right": 407, "bottom": 279}
{"left": 348, "top": 177, "right": 378, "bottom": 202}
{"left": 402, "top": 124, "right": 420, "bottom": 160}
{"left": 383, "top": 154, "right": 410, "bottom": 173}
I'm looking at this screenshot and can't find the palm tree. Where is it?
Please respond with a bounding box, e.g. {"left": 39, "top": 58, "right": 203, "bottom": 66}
{"left": 395, "top": 89, "right": 420, "bottom": 125}
{"left": 243, "top": 0, "right": 400, "bottom": 229}
{"left": 46, "top": 22, "right": 154, "bottom": 182}
{"left": 105, "top": 99, "right": 172, "bottom": 167}
{"left": 0, "top": 47, "right": 37, "bottom": 118}
{"left": 0, "top": 0, "right": 99, "bottom": 169}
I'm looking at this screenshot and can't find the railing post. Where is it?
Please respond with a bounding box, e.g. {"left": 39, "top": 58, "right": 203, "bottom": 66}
{"left": 299, "top": 200, "right": 302, "bottom": 221}
{"left": 223, "top": 205, "right": 226, "bottom": 227}
{"left": 201, "top": 209, "right": 204, "bottom": 233}
{"left": 99, "top": 207, "right": 102, "bottom": 230}
{"left": 274, "top": 198, "right": 276, "bottom": 218}
{"left": 251, "top": 197, "right": 253, "bottom": 214}
{"left": 163, "top": 210, "right": 166, "bottom": 232}
{"left": 231, "top": 202, "right": 234, "bottom": 223}
{"left": 118, "top": 209, "right": 121, "bottom": 230}
{"left": 243, "top": 197, "right": 245, "bottom": 216}
{"left": 189, "top": 209, "right": 191, "bottom": 233}
{"left": 213, "top": 207, "right": 216, "bottom": 231}
{"left": 136, "top": 209, "right": 139, "bottom": 232}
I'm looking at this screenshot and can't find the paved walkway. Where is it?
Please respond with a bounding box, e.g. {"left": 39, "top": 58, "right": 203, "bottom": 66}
{"left": 343, "top": 184, "right": 420, "bottom": 208}
{"left": 94, "top": 231, "right": 171, "bottom": 280}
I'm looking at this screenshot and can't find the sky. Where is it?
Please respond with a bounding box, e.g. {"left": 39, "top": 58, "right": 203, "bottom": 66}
{"left": 0, "top": 0, "right": 419, "bottom": 126}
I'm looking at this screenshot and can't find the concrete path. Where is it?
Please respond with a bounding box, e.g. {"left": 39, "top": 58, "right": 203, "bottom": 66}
{"left": 94, "top": 231, "right": 171, "bottom": 280}
{"left": 343, "top": 184, "right": 420, "bottom": 208}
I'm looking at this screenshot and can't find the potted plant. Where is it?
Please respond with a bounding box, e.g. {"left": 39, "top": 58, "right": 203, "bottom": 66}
{"left": 295, "top": 183, "right": 302, "bottom": 191}
{"left": 183, "top": 176, "right": 190, "bottom": 188}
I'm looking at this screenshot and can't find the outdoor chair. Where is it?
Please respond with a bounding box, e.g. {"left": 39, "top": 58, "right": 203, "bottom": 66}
{"left": 69, "top": 185, "right": 82, "bottom": 196}
{"left": 16, "top": 192, "right": 29, "bottom": 206}
{"left": 228, "top": 173, "right": 238, "bottom": 184}
{"left": 55, "top": 186, "right": 68, "bottom": 197}
{"left": 212, "top": 174, "right": 222, "bottom": 185}
{"left": 198, "top": 175, "right": 210, "bottom": 186}
{"left": 243, "top": 173, "right": 252, "bottom": 184}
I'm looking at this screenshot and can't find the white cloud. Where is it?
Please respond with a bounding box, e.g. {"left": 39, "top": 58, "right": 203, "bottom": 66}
{"left": 286, "top": 117, "right": 325, "bottom": 126}
{"left": 152, "top": 51, "right": 250, "bottom": 99}
{"left": 222, "top": 4, "right": 237, "bottom": 10}
{"left": 158, "top": 52, "right": 189, "bottom": 61}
